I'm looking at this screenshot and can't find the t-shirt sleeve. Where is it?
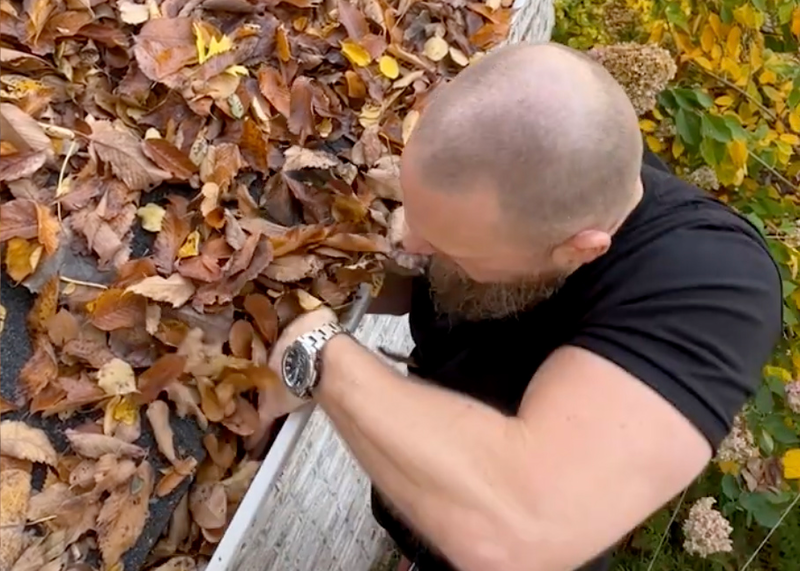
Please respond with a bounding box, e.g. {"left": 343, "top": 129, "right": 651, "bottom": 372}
{"left": 568, "top": 226, "right": 783, "bottom": 451}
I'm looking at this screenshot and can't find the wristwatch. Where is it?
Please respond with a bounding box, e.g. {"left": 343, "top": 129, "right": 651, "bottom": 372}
{"left": 281, "top": 322, "right": 347, "bottom": 399}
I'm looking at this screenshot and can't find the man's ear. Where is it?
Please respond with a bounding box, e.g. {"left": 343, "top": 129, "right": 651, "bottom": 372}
{"left": 551, "top": 230, "right": 612, "bottom": 269}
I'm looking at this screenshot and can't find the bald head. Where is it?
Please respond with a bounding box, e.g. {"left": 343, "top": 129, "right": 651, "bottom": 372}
{"left": 403, "top": 42, "right": 643, "bottom": 245}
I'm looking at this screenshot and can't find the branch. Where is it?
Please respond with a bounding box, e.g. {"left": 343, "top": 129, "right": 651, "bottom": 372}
{"left": 741, "top": 492, "right": 800, "bottom": 570}
{"left": 690, "top": 63, "right": 777, "bottom": 122}
{"left": 749, "top": 152, "right": 799, "bottom": 194}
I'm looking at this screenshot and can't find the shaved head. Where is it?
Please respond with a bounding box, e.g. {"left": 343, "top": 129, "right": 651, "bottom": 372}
{"left": 403, "top": 42, "right": 643, "bottom": 245}
{"left": 399, "top": 42, "right": 644, "bottom": 320}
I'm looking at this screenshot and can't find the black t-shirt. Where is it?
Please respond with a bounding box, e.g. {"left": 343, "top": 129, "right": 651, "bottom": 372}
{"left": 374, "top": 159, "right": 783, "bottom": 571}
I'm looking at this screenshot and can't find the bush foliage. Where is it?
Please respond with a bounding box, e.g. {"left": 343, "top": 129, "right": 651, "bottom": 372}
{"left": 555, "top": 0, "right": 800, "bottom": 569}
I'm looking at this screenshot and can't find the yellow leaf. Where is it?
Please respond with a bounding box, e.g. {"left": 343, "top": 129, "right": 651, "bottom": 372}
{"left": 341, "top": 39, "right": 371, "bottom": 67}
{"left": 759, "top": 69, "right": 777, "bottom": 85}
{"left": 358, "top": 103, "right": 381, "bottom": 128}
{"left": 276, "top": 26, "right": 291, "bottom": 62}
{"left": 449, "top": 47, "right": 469, "bottom": 67}
{"left": 792, "top": 7, "right": 800, "bottom": 39}
{"left": 652, "top": 108, "right": 664, "bottom": 121}
{"left": 136, "top": 203, "right": 166, "bottom": 233}
{"left": 193, "top": 22, "right": 208, "bottom": 64}
{"left": 672, "top": 137, "right": 684, "bottom": 159}
{"left": 645, "top": 135, "right": 664, "bottom": 153}
{"left": 764, "top": 365, "right": 793, "bottom": 382}
{"left": 715, "top": 95, "right": 734, "bottom": 107}
{"left": 177, "top": 230, "right": 200, "bottom": 258}
{"left": 717, "top": 460, "right": 740, "bottom": 475}
{"left": 112, "top": 395, "right": 139, "bottom": 425}
{"left": 700, "top": 25, "right": 715, "bottom": 53}
{"left": 207, "top": 35, "right": 233, "bottom": 59}
{"left": 225, "top": 65, "right": 249, "bottom": 77}
{"left": 780, "top": 133, "right": 800, "bottom": 145}
{"left": 728, "top": 139, "right": 748, "bottom": 169}
{"left": 693, "top": 56, "right": 713, "bottom": 70}
{"left": 721, "top": 57, "right": 742, "bottom": 81}
{"left": 711, "top": 43, "right": 722, "bottom": 65}
{"left": 98, "top": 358, "right": 138, "bottom": 396}
{"left": 378, "top": 55, "right": 399, "bottom": 79}
{"left": 733, "top": 4, "right": 762, "bottom": 29}
{"left": 726, "top": 26, "right": 742, "bottom": 59}
{"left": 783, "top": 449, "right": 800, "bottom": 480}
{"left": 749, "top": 41, "right": 763, "bottom": 71}
{"left": 639, "top": 119, "right": 658, "bottom": 133}
{"left": 423, "top": 36, "right": 449, "bottom": 62}
{"left": 4, "top": 238, "right": 40, "bottom": 283}
{"left": 790, "top": 110, "right": 800, "bottom": 133}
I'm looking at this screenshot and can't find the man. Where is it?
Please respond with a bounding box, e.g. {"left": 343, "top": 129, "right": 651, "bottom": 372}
{"left": 268, "top": 43, "right": 782, "bottom": 571}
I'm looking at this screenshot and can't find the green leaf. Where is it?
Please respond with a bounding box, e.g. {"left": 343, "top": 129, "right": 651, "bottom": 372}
{"left": 785, "top": 303, "right": 799, "bottom": 327}
{"left": 745, "top": 212, "right": 766, "bottom": 236}
{"left": 701, "top": 114, "right": 733, "bottom": 143}
{"left": 755, "top": 384, "right": 774, "bottom": 414}
{"left": 676, "top": 109, "right": 701, "bottom": 147}
{"left": 657, "top": 90, "right": 678, "bottom": 113}
{"left": 759, "top": 427, "right": 775, "bottom": 455}
{"left": 763, "top": 414, "right": 799, "bottom": 444}
{"left": 700, "top": 137, "right": 727, "bottom": 166}
{"left": 739, "top": 492, "right": 783, "bottom": 528}
{"left": 752, "top": 0, "right": 767, "bottom": 11}
{"left": 672, "top": 88, "right": 709, "bottom": 110}
{"left": 723, "top": 115, "right": 750, "bottom": 140}
{"left": 721, "top": 474, "right": 740, "bottom": 500}
{"left": 694, "top": 90, "right": 714, "bottom": 109}
{"left": 788, "top": 88, "right": 800, "bottom": 110}
{"left": 665, "top": 3, "right": 690, "bottom": 31}
{"left": 720, "top": 2, "right": 733, "bottom": 24}
{"left": 783, "top": 280, "right": 798, "bottom": 299}
{"left": 778, "top": 1, "right": 795, "bottom": 24}
{"left": 766, "top": 373, "right": 787, "bottom": 396}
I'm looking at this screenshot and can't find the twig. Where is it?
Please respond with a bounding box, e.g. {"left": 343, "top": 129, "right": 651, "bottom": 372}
{"left": 646, "top": 487, "right": 688, "bottom": 571}
{"left": 740, "top": 492, "right": 800, "bottom": 571}
{"left": 59, "top": 276, "right": 107, "bottom": 290}
{"left": 690, "top": 63, "right": 777, "bottom": 122}
{"left": 56, "top": 139, "right": 78, "bottom": 221}
{"left": 750, "top": 152, "right": 799, "bottom": 193}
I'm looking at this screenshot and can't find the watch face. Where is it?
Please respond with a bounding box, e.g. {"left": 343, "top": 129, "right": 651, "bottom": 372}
{"left": 283, "top": 344, "right": 310, "bottom": 390}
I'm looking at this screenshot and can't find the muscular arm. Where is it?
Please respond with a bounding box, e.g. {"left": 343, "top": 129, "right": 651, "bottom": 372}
{"left": 317, "top": 336, "right": 711, "bottom": 571}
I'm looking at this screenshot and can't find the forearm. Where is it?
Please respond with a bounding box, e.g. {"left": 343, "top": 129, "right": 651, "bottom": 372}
{"left": 317, "top": 335, "right": 542, "bottom": 571}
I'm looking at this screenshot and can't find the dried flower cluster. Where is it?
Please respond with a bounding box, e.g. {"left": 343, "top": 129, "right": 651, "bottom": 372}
{"left": 786, "top": 381, "right": 800, "bottom": 414}
{"left": 682, "top": 497, "right": 734, "bottom": 558}
{"left": 602, "top": 0, "right": 641, "bottom": 40}
{"left": 685, "top": 165, "right": 721, "bottom": 191}
{"left": 0, "top": 1, "right": 510, "bottom": 570}
{"left": 716, "top": 413, "right": 760, "bottom": 465}
{"left": 587, "top": 42, "right": 677, "bottom": 115}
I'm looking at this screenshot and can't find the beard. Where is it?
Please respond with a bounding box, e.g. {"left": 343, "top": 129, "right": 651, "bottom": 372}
{"left": 427, "top": 256, "right": 567, "bottom": 321}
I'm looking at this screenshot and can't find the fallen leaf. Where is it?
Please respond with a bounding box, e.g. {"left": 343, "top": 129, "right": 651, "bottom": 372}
{"left": 221, "top": 396, "right": 260, "bottom": 436}
{"left": 296, "top": 289, "right": 324, "bottom": 310}
{"left": 146, "top": 400, "right": 177, "bottom": 464}
{"left": 0, "top": 421, "right": 58, "bottom": 466}
{"left": 341, "top": 39, "right": 372, "bottom": 66}
{"left": 4, "top": 237, "right": 41, "bottom": 282}
{"left": 138, "top": 354, "right": 187, "bottom": 403}
{"left": 97, "top": 460, "right": 154, "bottom": 568}
{"left": 125, "top": 274, "right": 195, "bottom": 308}
{"left": 189, "top": 482, "right": 227, "bottom": 530}
{"left": 199, "top": 143, "right": 243, "bottom": 192}
{"left": 322, "top": 232, "right": 390, "bottom": 253}
{"left": 244, "top": 293, "right": 278, "bottom": 344}
{"left": 65, "top": 429, "right": 146, "bottom": 459}
{"left": 0, "top": 199, "right": 37, "bottom": 243}
{"left": 154, "top": 198, "right": 191, "bottom": 274}
{"left": 97, "top": 358, "right": 138, "bottom": 396}
{"left": 137, "top": 203, "right": 167, "bottom": 233}
{"left": 257, "top": 66, "right": 290, "bottom": 118}
{"left": 88, "top": 288, "right": 146, "bottom": 331}
{"left": 133, "top": 17, "right": 197, "bottom": 84}
{"left": 0, "top": 103, "right": 51, "bottom": 155}
{"left": 282, "top": 146, "right": 340, "bottom": 171}
{"left": 177, "top": 253, "right": 222, "bottom": 283}
{"left": 165, "top": 382, "right": 208, "bottom": 429}
{"left": 221, "top": 460, "right": 259, "bottom": 504}
{"left": 142, "top": 138, "right": 197, "bottom": 180}
{"left": 262, "top": 254, "right": 325, "bottom": 282}
{"left": 94, "top": 454, "right": 139, "bottom": 494}
{"left": 378, "top": 55, "right": 400, "bottom": 79}
{"left": 90, "top": 119, "right": 171, "bottom": 192}
{"left": 229, "top": 320, "right": 254, "bottom": 359}
{"left": 145, "top": 303, "right": 161, "bottom": 335}
{"left": 177, "top": 230, "right": 200, "bottom": 259}
{"left": 423, "top": 36, "right": 449, "bottom": 61}
{"left": 0, "top": 150, "right": 47, "bottom": 182}
{"left": 69, "top": 458, "right": 98, "bottom": 490}
{"left": 202, "top": 433, "right": 236, "bottom": 471}
{"left": 118, "top": 0, "right": 150, "bottom": 25}
{"left": 0, "top": 396, "right": 16, "bottom": 414}
{"left": 288, "top": 77, "right": 316, "bottom": 143}
{"left": 0, "top": 469, "right": 31, "bottom": 570}
{"left": 18, "top": 335, "right": 58, "bottom": 398}
{"left": 8, "top": 529, "right": 67, "bottom": 571}
{"left": 151, "top": 556, "right": 197, "bottom": 571}
{"left": 155, "top": 457, "right": 197, "bottom": 497}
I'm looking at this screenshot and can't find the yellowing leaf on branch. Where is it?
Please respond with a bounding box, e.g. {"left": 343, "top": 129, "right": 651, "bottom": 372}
{"left": 784, "top": 449, "right": 800, "bottom": 479}
{"left": 728, "top": 139, "right": 749, "bottom": 169}
{"left": 341, "top": 39, "right": 371, "bottom": 66}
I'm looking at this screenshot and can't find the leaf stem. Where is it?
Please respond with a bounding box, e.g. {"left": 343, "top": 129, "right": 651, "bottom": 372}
{"left": 56, "top": 139, "right": 78, "bottom": 222}
{"left": 59, "top": 276, "right": 107, "bottom": 290}
{"left": 740, "top": 492, "right": 800, "bottom": 571}
{"left": 690, "top": 63, "right": 777, "bottom": 122}
{"left": 646, "top": 487, "right": 688, "bottom": 571}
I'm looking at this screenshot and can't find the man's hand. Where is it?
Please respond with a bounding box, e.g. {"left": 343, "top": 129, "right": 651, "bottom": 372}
{"left": 245, "top": 306, "right": 338, "bottom": 453}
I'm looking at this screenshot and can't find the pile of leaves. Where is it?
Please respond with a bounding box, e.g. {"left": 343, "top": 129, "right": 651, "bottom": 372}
{"left": 556, "top": 0, "right": 800, "bottom": 569}
{"left": 0, "top": 0, "right": 513, "bottom": 570}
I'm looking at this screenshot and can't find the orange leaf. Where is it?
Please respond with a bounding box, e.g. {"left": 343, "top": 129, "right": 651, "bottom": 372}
{"left": 46, "top": 308, "right": 79, "bottom": 347}
{"left": 322, "top": 233, "right": 390, "bottom": 253}
{"left": 28, "top": 275, "right": 59, "bottom": 334}
{"left": 88, "top": 288, "right": 146, "bottom": 331}
{"left": 0, "top": 199, "right": 38, "bottom": 243}
{"left": 229, "top": 320, "right": 254, "bottom": 359}
{"left": 275, "top": 25, "right": 291, "bottom": 62}
{"left": 19, "top": 335, "right": 58, "bottom": 399}
{"left": 138, "top": 354, "right": 188, "bottom": 404}
{"left": 257, "top": 67, "right": 291, "bottom": 118}
{"left": 154, "top": 198, "right": 191, "bottom": 275}
{"left": 141, "top": 139, "right": 197, "bottom": 180}
{"left": 288, "top": 77, "right": 316, "bottom": 144}
{"left": 3, "top": 237, "right": 41, "bottom": 282}
{"left": 221, "top": 397, "right": 260, "bottom": 436}
{"left": 0, "top": 150, "right": 47, "bottom": 182}
{"left": 243, "top": 294, "right": 278, "bottom": 345}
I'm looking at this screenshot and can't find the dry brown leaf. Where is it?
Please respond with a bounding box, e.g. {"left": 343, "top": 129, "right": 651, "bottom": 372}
{"left": 365, "top": 155, "right": 403, "bottom": 201}
{"left": 69, "top": 459, "right": 98, "bottom": 490}
{"left": 257, "top": 66, "right": 291, "bottom": 118}
{"left": 282, "top": 146, "right": 340, "bottom": 172}
{"left": 189, "top": 482, "right": 227, "bottom": 530}
{"left": 0, "top": 397, "right": 16, "bottom": 415}
{"left": 97, "top": 358, "right": 137, "bottom": 396}
{"left": 146, "top": 400, "right": 177, "bottom": 464}
{"left": 154, "top": 198, "right": 191, "bottom": 275}
{"left": 177, "top": 253, "right": 223, "bottom": 283}
{"left": 222, "top": 460, "right": 259, "bottom": 504}
{"left": 62, "top": 335, "right": 116, "bottom": 369}
{"left": 26, "top": 482, "right": 71, "bottom": 523}
{"left": 138, "top": 354, "right": 187, "bottom": 403}
{"left": 87, "top": 288, "right": 147, "bottom": 331}
{"left": 126, "top": 274, "right": 195, "bottom": 308}
{"left": 4, "top": 237, "right": 41, "bottom": 282}
{"left": 262, "top": 253, "right": 325, "bottom": 282}
{"left": 228, "top": 320, "right": 254, "bottom": 359}
{"left": 243, "top": 293, "right": 278, "bottom": 344}
{"left": 119, "top": 0, "right": 151, "bottom": 25}
{"left": 97, "top": 460, "right": 154, "bottom": 568}
{"left": 89, "top": 119, "right": 171, "bottom": 192}
{"left": 33, "top": 203, "right": 59, "bottom": 255}
{"left": 165, "top": 382, "right": 208, "bottom": 429}
{"left": 94, "top": 455, "right": 139, "bottom": 495}
{"left": 18, "top": 333, "right": 57, "bottom": 398}
{"left": 221, "top": 396, "right": 260, "bottom": 436}
{"left": 133, "top": 17, "right": 197, "bottom": 84}
{"left": 142, "top": 138, "right": 197, "bottom": 180}
{"left": 27, "top": 274, "right": 58, "bottom": 332}
{"left": 155, "top": 457, "right": 197, "bottom": 497}
{"left": 0, "top": 103, "right": 51, "bottom": 155}
{"left": 9, "top": 529, "right": 67, "bottom": 571}
{"left": 0, "top": 469, "right": 31, "bottom": 571}
{"left": 202, "top": 433, "right": 236, "bottom": 471}
{"left": 0, "top": 421, "right": 57, "bottom": 466}
{"left": 0, "top": 150, "right": 47, "bottom": 182}
{"left": 288, "top": 76, "right": 316, "bottom": 144}
{"left": 199, "top": 143, "right": 243, "bottom": 192}
{"left": 65, "top": 429, "right": 146, "bottom": 460}
{"left": 45, "top": 308, "right": 78, "bottom": 347}
{"left": 322, "top": 232, "right": 390, "bottom": 253}
{"left": 0, "top": 199, "right": 37, "bottom": 243}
